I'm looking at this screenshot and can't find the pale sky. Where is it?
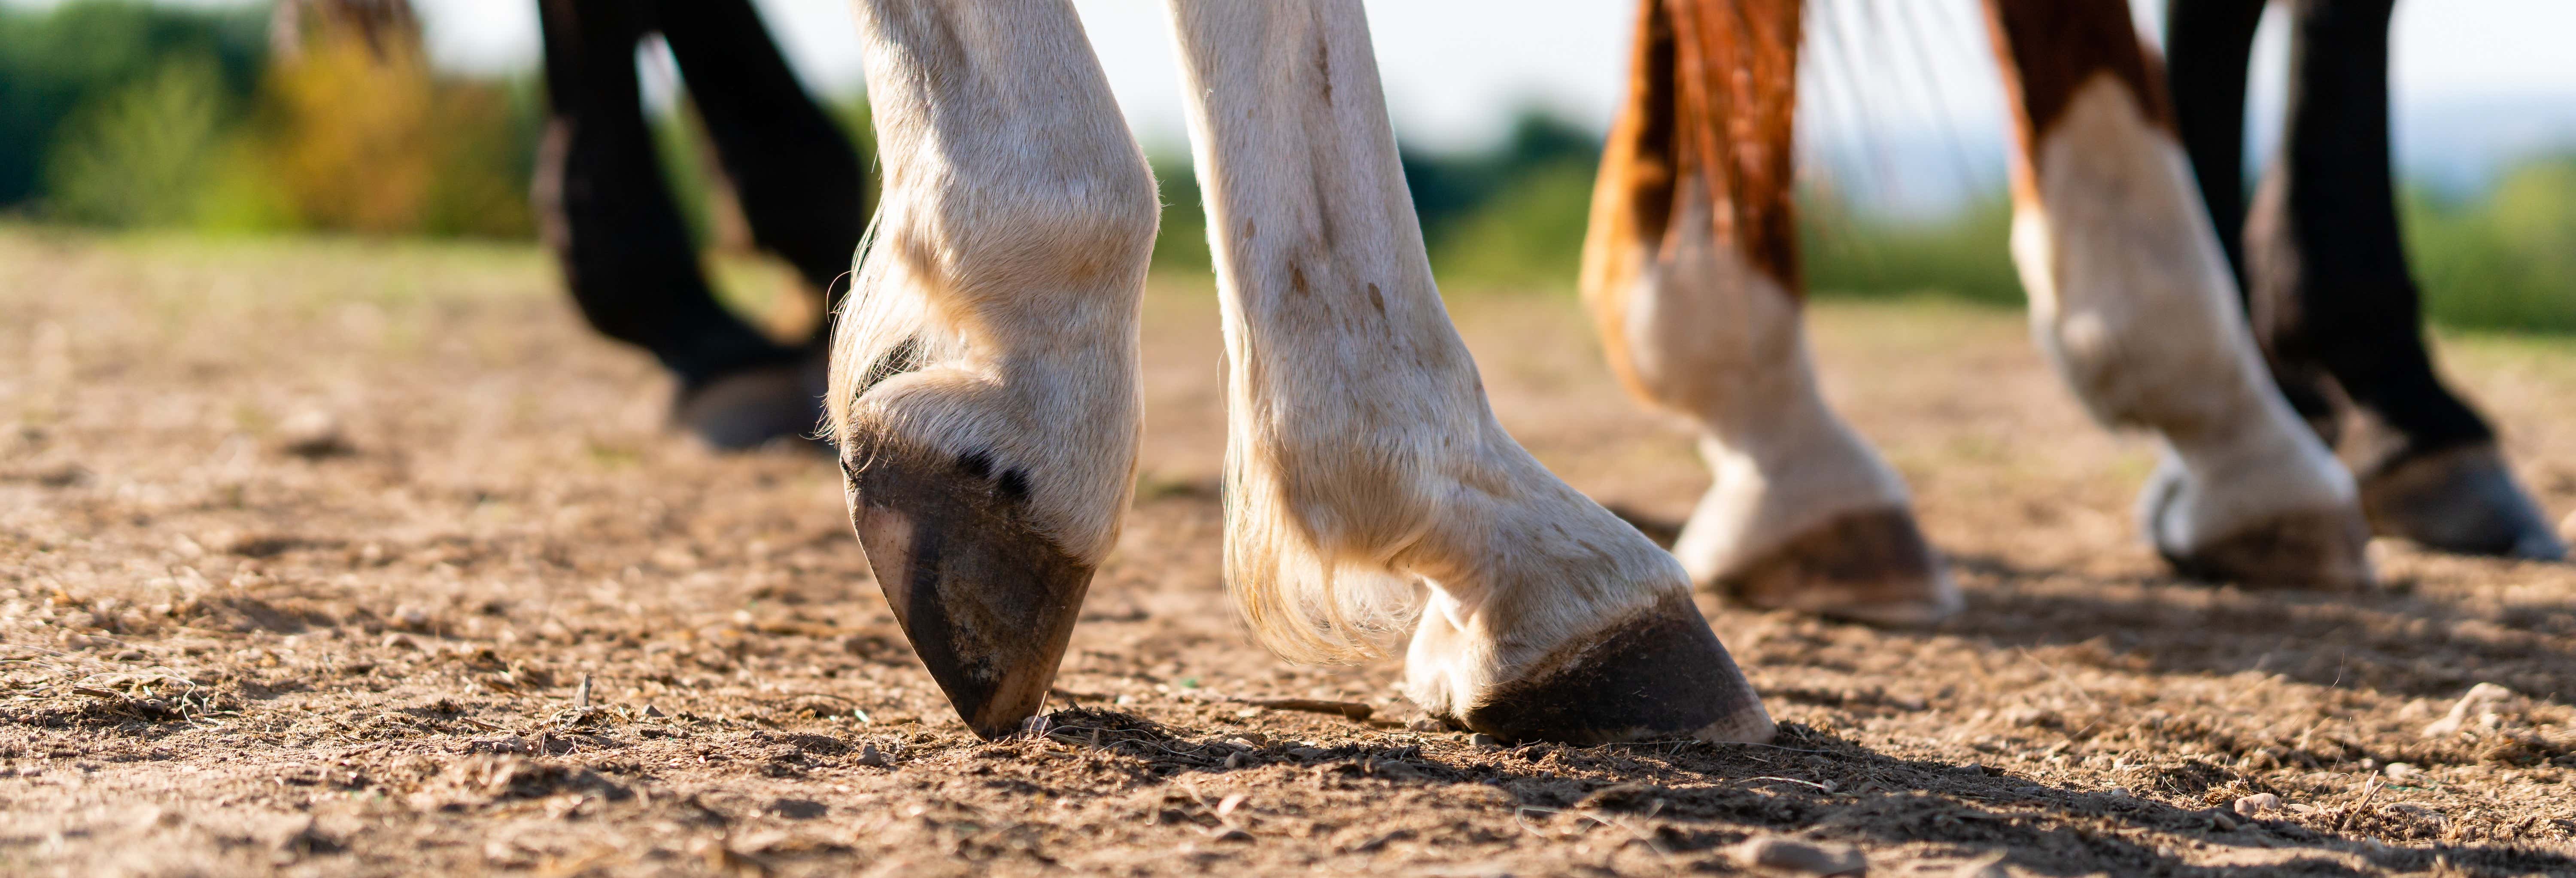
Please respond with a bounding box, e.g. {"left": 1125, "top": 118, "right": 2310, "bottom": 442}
{"left": 376, "top": 0, "right": 2576, "bottom": 152}
{"left": 18, "top": 0, "right": 2576, "bottom": 189}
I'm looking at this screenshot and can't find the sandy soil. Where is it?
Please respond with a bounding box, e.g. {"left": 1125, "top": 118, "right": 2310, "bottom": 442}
{"left": 2, "top": 230, "right": 2572, "bottom": 877}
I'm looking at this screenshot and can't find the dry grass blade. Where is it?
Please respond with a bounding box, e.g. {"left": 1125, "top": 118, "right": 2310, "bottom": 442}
{"left": 1232, "top": 697, "right": 1373, "bottom": 721}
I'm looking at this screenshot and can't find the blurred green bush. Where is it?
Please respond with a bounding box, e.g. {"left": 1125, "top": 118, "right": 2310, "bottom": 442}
{"left": 0, "top": 0, "right": 266, "bottom": 209}
{"left": 2407, "top": 160, "right": 2576, "bottom": 334}
{"left": 2, "top": 0, "right": 539, "bottom": 237}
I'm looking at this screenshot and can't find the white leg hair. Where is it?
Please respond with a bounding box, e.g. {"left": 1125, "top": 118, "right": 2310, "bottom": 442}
{"left": 2010, "top": 75, "right": 2368, "bottom": 586}
{"left": 825, "top": 0, "right": 1157, "bottom": 738}
{"left": 1589, "top": 183, "right": 1954, "bottom": 624}
{"left": 829, "top": 0, "right": 1154, "bottom": 566}
{"left": 1163, "top": 0, "right": 1769, "bottom": 743}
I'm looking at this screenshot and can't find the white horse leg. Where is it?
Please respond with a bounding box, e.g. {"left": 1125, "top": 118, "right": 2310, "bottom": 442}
{"left": 1984, "top": 0, "right": 2370, "bottom": 588}
{"left": 1163, "top": 0, "right": 1773, "bottom": 744}
{"left": 828, "top": 0, "right": 1157, "bottom": 738}
{"left": 1583, "top": 0, "right": 1957, "bottom": 626}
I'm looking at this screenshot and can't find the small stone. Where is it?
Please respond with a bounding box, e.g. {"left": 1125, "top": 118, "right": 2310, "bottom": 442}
{"left": 2232, "top": 793, "right": 2282, "bottom": 817}
{"left": 1468, "top": 733, "right": 1502, "bottom": 749}
{"left": 1953, "top": 763, "right": 1987, "bottom": 775}
{"left": 1209, "top": 827, "right": 1253, "bottom": 843}
{"left": 2421, "top": 683, "right": 2515, "bottom": 738}
{"left": 642, "top": 705, "right": 667, "bottom": 718}
{"left": 275, "top": 409, "right": 352, "bottom": 459}
{"left": 855, "top": 743, "right": 889, "bottom": 767}
{"left": 1732, "top": 835, "right": 1866, "bottom": 876}
{"left": 1950, "top": 853, "right": 2011, "bottom": 878}
{"left": 379, "top": 633, "right": 416, "bottom": 650}
{"left": 2383, "top": 763, "right": 2420, "bottom": 782}
{"left": 768, "top": 798, "right": 827, "bottom": 820}
{"left": 1407, "top": 718, "right": 1451, "bottom": 733}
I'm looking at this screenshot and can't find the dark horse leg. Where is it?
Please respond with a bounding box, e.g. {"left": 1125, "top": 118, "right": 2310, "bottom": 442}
{"left": 533, "top": 0, "right": 864, "bottom": 450}
{"left": 2166, "top": 0, "right": 2562, "bottom": 559}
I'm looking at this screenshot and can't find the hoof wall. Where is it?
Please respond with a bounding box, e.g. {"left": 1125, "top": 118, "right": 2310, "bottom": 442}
{"left": 842, "top": 440, "right": 1093, "bottom": 740}
{"left": 1716, "top": 507, "right": 1959, "bottom": 627}
{"left": 2155, "top": 504, "right": 2373, "bottom": 590}
{"left": 1456, "top": 594, "right": 1774, "bottom": 746}
{"left": 2362, "top": 443, "right": 2565, "bottom": 560}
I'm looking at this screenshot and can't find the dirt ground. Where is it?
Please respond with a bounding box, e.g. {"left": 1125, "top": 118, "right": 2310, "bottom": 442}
{"left": 2, "top": 229, "right": 2573, "bottom": 877}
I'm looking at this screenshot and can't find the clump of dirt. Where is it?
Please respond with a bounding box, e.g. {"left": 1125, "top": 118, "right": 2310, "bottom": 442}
{"left": 0, "top": 233, "right": 2572, "bottom": 875}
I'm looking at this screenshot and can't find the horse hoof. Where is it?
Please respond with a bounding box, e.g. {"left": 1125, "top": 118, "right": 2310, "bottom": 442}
{"left": 2360, "top": 443, "right": 2565, "bottom": 560}
{"left": 1452, "top": 593, "right": 1774, "bottom": 746}
{"left": 1713, "top": 507, "right": 1959, "bottom": 626}
{"left": 2145, "top": 461, "right": 2372, "bottom": 589}
{"left": 840, "top": 439, "right": 1092, "bottom": 740}
{"left": 671, "top": 355, "right": 828, "bottom": 452}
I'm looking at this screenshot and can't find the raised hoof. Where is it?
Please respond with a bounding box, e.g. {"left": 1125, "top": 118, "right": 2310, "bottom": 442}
{"left": 1713, "top": 507, "right": 1959, "bottom": 627}
{"left": 671, "top": 355, "right": 829, "bottom": 452}
{"left": 841, "top": 441, "right": 1092, "bottom": 740}
{"left": 1454, "top": 594, "right": 1774, "bottom": 746}
{"left": 2360, "top": 443, "right": 2566, "bottom": 560}
{"left": 2144, "top": 464, "right": 2372, "bottom": 589}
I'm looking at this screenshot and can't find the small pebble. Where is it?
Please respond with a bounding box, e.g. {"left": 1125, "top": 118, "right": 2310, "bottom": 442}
{"left": 855, "top": 743, "right": 889, "bottom": 768}
{"left": 2421, "top": 683, "right": 2515, "bottom": 738}
{"left": 1468, "top": 733, "right": 1502, "bottom": 749}
{"left": 2232, "top": 793, "right": 2282, "bottom": 817}
{"left": 1732, "top": 836, "right": 1866, "bottom": 876}
{"left": 275, "top": 409, "right": 352, "bottom": 459}
{"left": 1950, "top": 853, "right": 2011, "bottom": 878}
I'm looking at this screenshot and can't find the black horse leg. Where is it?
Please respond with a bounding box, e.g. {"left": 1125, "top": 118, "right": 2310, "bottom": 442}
{"left": 533, "top": 0, "right": 821, "bottom": 449}
{"left": 2196, "top": 0, "right": 2561, "bottom": 557}
{"left": 655, "top": 0, "right": 869, "bottom": 331}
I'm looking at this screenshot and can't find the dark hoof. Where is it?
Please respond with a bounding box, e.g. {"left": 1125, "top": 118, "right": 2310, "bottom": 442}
{"left": 2149, "top": 503, "right": 2369, "bottom": 594}
{"left": 2360, "top": 443, "right": 2565, "bottom": 560}
{"left": 672, "top": 355, "right": 829, "bottom": 452}
{"left": 841, "top": 440, "right": 1091, "bottom": 740}
{"left": 1714, "top": 507, "right": 1959, "bottom": 626}
{"left": 2143, "top": 459, "right": 2373, "bottom": 589}
{"left": 1455, "top": 593, "right": 1774, "bottom": 745}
